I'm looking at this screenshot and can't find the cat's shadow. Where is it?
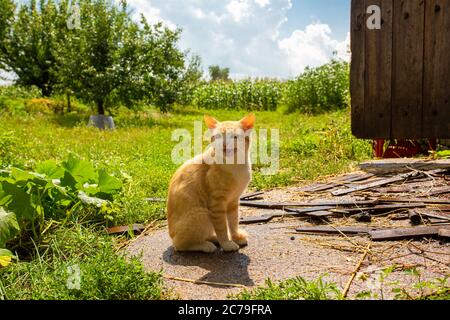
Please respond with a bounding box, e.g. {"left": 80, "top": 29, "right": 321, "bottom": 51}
{"left": 162, "top": 246, "right": 254, "bottom": 287}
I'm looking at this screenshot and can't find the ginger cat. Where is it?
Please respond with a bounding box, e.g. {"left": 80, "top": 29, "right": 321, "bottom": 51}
{"left": 167, "top": 114, "right": 255, "bottom": 253}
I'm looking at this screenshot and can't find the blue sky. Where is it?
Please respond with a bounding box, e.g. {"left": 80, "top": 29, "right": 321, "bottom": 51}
{"left": 1, "top": 0, "right": 351, "bottom": 84}
{"left": 282, "top": 0, "right": 350, "bottom": 40}
{"left": 125, "top": 0, "right": 351, "bottom": 78}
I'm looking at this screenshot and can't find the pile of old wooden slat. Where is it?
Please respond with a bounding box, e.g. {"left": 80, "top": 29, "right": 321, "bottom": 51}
{"left": 239, "top": 162, "right": 450, "bottom": 242}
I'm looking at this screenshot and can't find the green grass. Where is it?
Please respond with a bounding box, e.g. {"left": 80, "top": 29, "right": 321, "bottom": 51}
{"left": 0, "top": 222, "right": 166, "bottom": 300}
{"left": 230, "top": 276, "right": 343, "bottom": 300}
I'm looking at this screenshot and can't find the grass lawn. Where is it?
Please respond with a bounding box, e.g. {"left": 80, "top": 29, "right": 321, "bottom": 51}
{"left": 0, "top": 105, "right": 372, "bottom": 299}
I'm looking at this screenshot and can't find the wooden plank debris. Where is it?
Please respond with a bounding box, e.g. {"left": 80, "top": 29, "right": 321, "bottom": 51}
{"left": 408, "top": 210, "right": 422, "bottom": 225}
{"left": 295, "top": 226, "right": 378, "bottom": 235}
{"left": 107, "top": 224, "right": 145, "bottom": 235}
{"left": 380, "top": 197, "right": 450, "bottom": 205}
{"left": 332, "top": 171, "right": 422, "bottom": 196}
{"left": 425, "top": 187, "right": 450, "bottom": 197}
{"left": 240, "top": 191, "right": 264, "bottom": 201}
{"left": 239, "top": 215, "right": 273, "bottom": 225}
{"left": 370, "top": 226, "right": 450, "bottom": 241}
{"left": 284, "top": 207, "right": 336, "bottom": 218}
{"left": 438, "top": 229, "right": 450, "bottom": 239}
{"left": 353, "top": 212, "right": 371, "bottom": 222}
{"left": 359, "top": 159, "right": 450, "bottom": 175}
{"left": 240, "top": 206, "right": 335, "bottom": 225}
{"left": 390, "top": 213, "right": 409, "bottom": 220}
{"left": 421, "top": 212, "right": 450, "bottom": 222}
{"left": 300, "top": 173, "right": 375, "bottom": 193}
{"left": 328, "top": 203, "right": 426, "bottom": 215}
{"left": 239, "top": 199, "right": 378, "bottom": 209}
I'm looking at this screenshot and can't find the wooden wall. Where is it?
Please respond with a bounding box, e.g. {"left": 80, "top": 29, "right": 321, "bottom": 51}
{"left": 351, "top": 0, "right": 450, "bottom": 139}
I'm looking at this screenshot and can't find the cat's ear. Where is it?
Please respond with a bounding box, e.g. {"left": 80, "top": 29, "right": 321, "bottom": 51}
{"left": 204, "top": 115, "right": 218, "bottom": 129}
{"left": 240, "top": 113, "right": 255, "bottom": 131}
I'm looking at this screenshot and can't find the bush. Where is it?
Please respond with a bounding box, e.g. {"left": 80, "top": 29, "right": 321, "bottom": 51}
{"left": 24, "top": 98, "right": 65, "bottom": 114}
{"left": 283, "top": 60, "right": 350, "bottom": 114}
{"left": 0, "top": 85, "right": 41, "bottom": 99}
{"left": 0, "top": 154, "right": 123, "bottom": 257}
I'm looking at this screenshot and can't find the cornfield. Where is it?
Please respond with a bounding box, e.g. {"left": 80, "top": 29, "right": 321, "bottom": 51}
{"left": 282, "top": 60, "right": 350, "bottom": 114}
{"left": 192, "top": 79, "right": 283, "bottom": 111}
{"left": 188, "top": 60, "right": 350, "bottom": 114}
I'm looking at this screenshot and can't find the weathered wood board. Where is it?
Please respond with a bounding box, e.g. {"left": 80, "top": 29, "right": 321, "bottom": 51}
{"left": 359, "top": 159, "right": 450, "bottom": 174}
{"left": 351, "top": 0, "right": 450, "bottom": 139}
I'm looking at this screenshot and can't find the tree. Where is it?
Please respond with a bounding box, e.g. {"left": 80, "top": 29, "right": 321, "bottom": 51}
{"left": 0, "top": 0, "right": 63, "bottom": 96}
{"left": 208, "top": 65, "right": 230, "bottom": 82}
{"left": 177, "top": 53, "right": 203, "bottom": 105}
{"left": 56, "top": 0, "right": 186, "bottom": 114}
{"left": 0, "top": 0, "right": 187, "bottom": 114}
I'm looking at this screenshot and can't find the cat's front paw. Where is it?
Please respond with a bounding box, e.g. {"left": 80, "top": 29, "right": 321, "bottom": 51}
{"left": 220, "top": 240, "right": 240, "bottom": 252}
{"left": 201, "top": 241, "right": 218, "bottom": 253}
{"left": 232, "top": 230, "right": 248, "bottom": 247}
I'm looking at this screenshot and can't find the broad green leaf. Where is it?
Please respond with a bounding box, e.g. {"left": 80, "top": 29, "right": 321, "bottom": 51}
{"left": 436, "top": 150, "right": 450, "bottom": 158}
{"left": 0, "top": 207, "right": 20, "bottom": 247}
{"left": 11, "top": 168, "right": 47, "bottom": 187}
{"left": 62, "top": 153, "right": 97, "bottom": 184}
{"left": 11, "top": 168, "right": 36, "bottom": 181}
{"left": 60, "top": 170, "right": 77, "bottom": 189}
{"left": 0, "top": 248, "right": 14, "bottom": 257}
{"left": 97, "top": 169, "right": 122, "bottom": 194}
{"left": 36, "top": 160, "right": 65, "bottom": 179}
{"left": 0, "top": 181, "right": 35, "bottom": 220}
{"left": 83, "top": 184, "right": 100, "bottom": 195}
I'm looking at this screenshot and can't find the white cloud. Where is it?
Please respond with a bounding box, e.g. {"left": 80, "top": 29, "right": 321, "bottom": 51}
{"left": 226, "top": 0, "right": 252, "bottom": 23}
{"left": 278, "top": 23, "right": 350, "bottom": 75}
{"left": 125, "top": 0, "right": 177, "bottom": 30}
{"left": 254, "top": 0, "right": 270, "bottom": 8}
{"left": 190, "top": 7, "right": 206, "bottom": 19}
{"left": 335, "top": 32, "right": 351, "bottom": 61}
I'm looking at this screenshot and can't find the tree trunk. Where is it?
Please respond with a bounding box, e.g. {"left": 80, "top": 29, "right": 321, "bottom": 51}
{"left": 40, "top": 84, "right": 52, "bottom": 97}
{"left": 97, "top": 99, "right": 105, "bottom": 115}
{"left": 67, "top": 93, "right": 71, "bottom": 113}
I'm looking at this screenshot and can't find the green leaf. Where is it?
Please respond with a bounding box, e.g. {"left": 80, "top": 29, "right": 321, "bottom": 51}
{"left": 62, "top": 154, "right": 97, "bottom": 184}
{"left": 60, "top": 170, "right": 78, "bottom": 189}
{"left": 0, "top": 207, "right": 20, "bottom": 247}
{"left": 36, "top": 160, "right": 65, "bottom": 179}
{"left": 11, "top": 168, "right": 35, "bottom": 181}
{"left": 97, "top": 169, "right": 122, "bottom": 194}
{"left": 436, "top": 150, "right": 450, "bottom": 158}
{"left": 0, "top": 181, "right": 35, "bottom": 220}
{"left": 0, "top": 248, "right": 14, "bottom": 257}
{"left": 11, "top": 168, "right": 47, "bottom": 187}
